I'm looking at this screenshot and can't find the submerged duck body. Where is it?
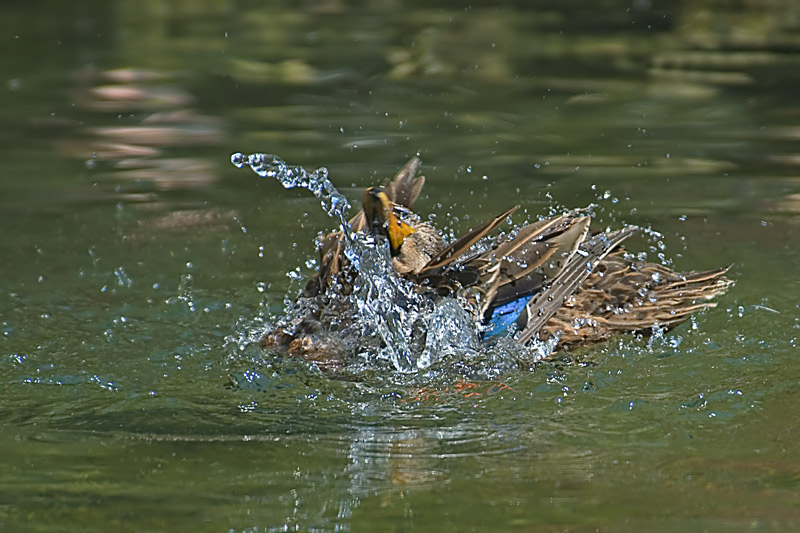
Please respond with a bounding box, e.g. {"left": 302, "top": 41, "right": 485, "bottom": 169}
{"left": 261, "top": 158, "right": 733, "bottom": 371}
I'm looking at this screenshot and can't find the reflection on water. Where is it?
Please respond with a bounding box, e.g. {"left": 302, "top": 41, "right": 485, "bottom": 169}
{"left": 54, "top": 67, "right": 225, "bottom": 198}
{"left": 1, "top": 0, "right": 800, "bottom": 531}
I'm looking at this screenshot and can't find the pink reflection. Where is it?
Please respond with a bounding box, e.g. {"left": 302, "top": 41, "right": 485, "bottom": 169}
{"left": 55, "top": 67, "right": 225, "bottom": 192}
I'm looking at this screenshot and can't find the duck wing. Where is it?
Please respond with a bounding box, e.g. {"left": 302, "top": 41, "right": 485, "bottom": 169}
{"left": 385, "top": 157, "right": 426, "bottom": 209}
{"left": 419, "top": 206, "right": 520, "bottom": 272}
{"left": 411, "top": 211, "right": 599, "bottom": 340}
{"left": 515, "top": 226, "right": 637, "bottom": 344}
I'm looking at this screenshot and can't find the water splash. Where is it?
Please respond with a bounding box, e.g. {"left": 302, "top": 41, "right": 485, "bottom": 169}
{"left": 341, "top": 235, "right": 482, "bottom": 372}
{"left": 231, "top": 152, "right": 352, "bottom": 235}
{"left": 231, "top": 151, "right": 481, "bottom": 373}
{"left": 344, "top": 234, "right": 430, "bottom": 371}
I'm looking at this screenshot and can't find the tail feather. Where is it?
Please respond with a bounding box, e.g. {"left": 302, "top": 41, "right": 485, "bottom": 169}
{"left": 540, "top": 258, "right": 733, "bottom": 349}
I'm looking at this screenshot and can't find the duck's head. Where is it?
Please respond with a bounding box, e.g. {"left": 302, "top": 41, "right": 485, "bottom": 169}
{"left": 362, "top": 186, "right": 416, "bottom": 256}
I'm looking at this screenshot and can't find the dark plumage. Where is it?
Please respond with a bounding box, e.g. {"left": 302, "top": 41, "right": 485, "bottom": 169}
{"left": 261, "top": 158, "right": 733, "bottom": 370}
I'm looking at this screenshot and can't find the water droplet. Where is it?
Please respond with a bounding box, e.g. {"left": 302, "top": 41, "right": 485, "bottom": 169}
{"left": 231, "top": 152, "right": 352, "bottom": 240}
{"left": 114, "top": 267, "right": 133, "bottom": 287}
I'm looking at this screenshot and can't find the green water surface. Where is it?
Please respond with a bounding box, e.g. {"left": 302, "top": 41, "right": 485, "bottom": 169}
{"left": 1, "top": 1, "right": 799, "bottom": 531}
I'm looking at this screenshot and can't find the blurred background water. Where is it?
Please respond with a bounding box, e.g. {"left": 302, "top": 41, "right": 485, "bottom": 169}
{"left": 1, "top": 0, "right": 799, "bottom": 531}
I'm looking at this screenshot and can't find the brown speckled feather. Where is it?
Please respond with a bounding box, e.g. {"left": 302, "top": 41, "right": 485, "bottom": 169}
{"left": 516, "top": 226, "right": 637, "bottom": 344}
{"left": 541, "top": 255, "right": 733, "bottom": 349}
{"left": 262, "top": 157, "right": 734, "bottom": 369}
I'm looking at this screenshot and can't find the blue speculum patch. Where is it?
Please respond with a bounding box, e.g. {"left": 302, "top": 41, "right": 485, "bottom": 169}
{"left": 482, "top": 294, "right": 535, "bottom": 339}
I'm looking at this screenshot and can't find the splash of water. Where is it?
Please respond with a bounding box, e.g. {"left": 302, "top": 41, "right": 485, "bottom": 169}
{"left": 231, "top": 151, "right": 483, "bottom": 373}
{"left": 231, "top": 152, "right": 352, "bottom": 235}
{"left": 344, "top": 233, "right": 432, "bottom": 371}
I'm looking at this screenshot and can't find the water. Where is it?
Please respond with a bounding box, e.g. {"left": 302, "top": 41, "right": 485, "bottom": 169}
{"left": 2, "top": 1, "right": 800, "bottom": 531}
{"left": 230, "top": 151, "right": 491, "bottom": 373}
{"left": 231, "top": 152, "right": 351, "bottom": 226}
{"left": 230, "top": 151, "right": 563, "bottom": 375}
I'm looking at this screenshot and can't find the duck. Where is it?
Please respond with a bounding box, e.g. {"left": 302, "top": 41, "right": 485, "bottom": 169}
{"left": 261, "top": 157, "right": 733, "bottom": 372}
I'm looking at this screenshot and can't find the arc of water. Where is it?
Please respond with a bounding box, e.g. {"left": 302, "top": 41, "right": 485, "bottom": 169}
{"left": 231, "top": 152, "right": 353, "bottom": 239}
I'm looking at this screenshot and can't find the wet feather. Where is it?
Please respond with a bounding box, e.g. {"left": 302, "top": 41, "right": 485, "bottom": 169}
{"left": 263, "top": 158, "right": 734, "bottom": 368}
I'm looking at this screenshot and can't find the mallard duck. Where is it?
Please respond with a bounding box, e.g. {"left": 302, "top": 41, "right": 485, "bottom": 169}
{"left": 261, "top": 158, "right": 733, "bottom": 371}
